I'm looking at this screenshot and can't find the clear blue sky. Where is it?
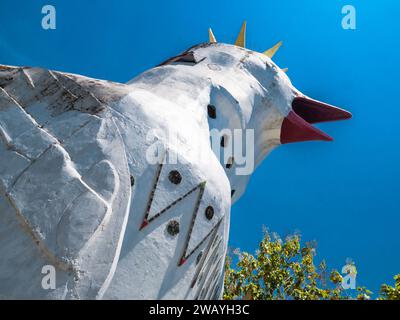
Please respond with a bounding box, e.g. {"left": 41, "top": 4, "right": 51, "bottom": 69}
{"left": 1, "top": 0, "right": 399, "bottom": 296}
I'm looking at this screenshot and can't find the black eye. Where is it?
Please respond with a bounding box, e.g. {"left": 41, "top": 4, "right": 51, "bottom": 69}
{"left": 220, "top": 135, "right": 228, "bottom": 147}
{"left": 207, "top": 104, "right": 217, "bottom": 119}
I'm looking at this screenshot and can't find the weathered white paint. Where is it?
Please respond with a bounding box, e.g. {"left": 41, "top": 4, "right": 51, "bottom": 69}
{"left": 0, "top": 43, "right": 296, "bottom": 299}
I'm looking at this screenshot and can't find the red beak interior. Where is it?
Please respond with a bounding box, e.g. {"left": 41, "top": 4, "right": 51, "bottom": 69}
{"left": 280, "top": 96, "right": 352, "bottom": 144}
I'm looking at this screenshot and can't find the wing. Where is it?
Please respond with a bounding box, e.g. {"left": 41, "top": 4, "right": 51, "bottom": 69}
{"left": 0, "top": 65, "right": 132, "bottom": 299}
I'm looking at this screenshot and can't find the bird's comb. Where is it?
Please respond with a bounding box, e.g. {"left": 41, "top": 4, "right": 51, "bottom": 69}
{"left": 209, "top": 21, "right": 286, "bottom": 67}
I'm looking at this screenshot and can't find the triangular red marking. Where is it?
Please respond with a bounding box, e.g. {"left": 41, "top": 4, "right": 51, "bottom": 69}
{"left": 178, "top": 258, "right": 187, "bottom": 266}
{"left": 139, "top": 219, "right": 149, "bottom": 230}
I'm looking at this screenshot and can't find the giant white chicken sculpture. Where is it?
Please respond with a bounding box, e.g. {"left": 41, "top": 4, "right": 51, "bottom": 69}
{"left": 0, "top": 22, "right": 351, "bottom": 299}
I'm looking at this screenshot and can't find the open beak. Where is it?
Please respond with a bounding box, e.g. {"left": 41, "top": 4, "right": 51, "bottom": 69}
{"left": 280, "top": 96, "right": 352, "bottom": 144}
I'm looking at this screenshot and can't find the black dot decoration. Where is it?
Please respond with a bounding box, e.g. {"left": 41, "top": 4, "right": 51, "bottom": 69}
{"left": 196, "top": 251, "right": 203, "bottom": 265}
{"left": 168, "top": 170, "right": 182, "bottom": 185}
{"left": 166, "top": 220, "right": 180, "bottom": 236}
{"left": 205, "top": 206, "right": 214, "bottom": 220}
{"left": 226, "top": 157, "right": 234, "bottom": 169}
{"left": 207, "top": 104, "right": 217, "bottom": 119}
{"left": 130, "top": 175, "right": 135, "bottom": 186}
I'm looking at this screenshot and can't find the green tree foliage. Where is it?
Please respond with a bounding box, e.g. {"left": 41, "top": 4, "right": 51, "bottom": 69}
{"left": 223, "top": 230, "right": 399, "bottom": 300}
{"left": 378, "top": 275, "right": 400, "bottom": 300}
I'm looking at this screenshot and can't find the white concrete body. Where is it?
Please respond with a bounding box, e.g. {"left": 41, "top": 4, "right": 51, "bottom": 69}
{"left": 0, "top": 43, "right": 296, "bottom": 299}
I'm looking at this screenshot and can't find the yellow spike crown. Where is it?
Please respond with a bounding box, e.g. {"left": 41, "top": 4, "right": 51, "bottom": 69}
{"left": 208, "top": 21, "right": 287, "bottom": 72}
{"left": 263, "top": 41, "right": 283, "bottom": 58}
{"left": 234, "top": 21, "right": 247, "bottom": 47}
{"left": 208, "top": 28, "right": 217, "bottom": 43}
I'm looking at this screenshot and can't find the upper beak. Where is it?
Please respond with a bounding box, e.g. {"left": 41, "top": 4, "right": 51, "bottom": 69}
{"left": 280, "top": 96, "right": 352, "bottom": 144}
